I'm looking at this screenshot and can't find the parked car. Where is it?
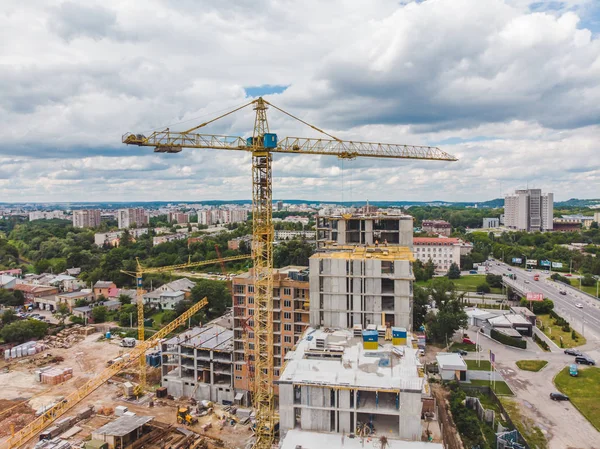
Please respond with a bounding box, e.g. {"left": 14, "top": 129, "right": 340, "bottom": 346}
{"left": 564, "top": 348, "right": 583, "bottom": 356}
{"left": 569, "top": 364, "right": 578, "bottom": 377}
{"left": 575, "top": 303, "right": 583, "bottom": 309}
{"left": 575, "top": 356, "right": 596, "bottom": 366}
{"left": 507, "top": 268, "right": 512, "bottom": 271}
{"left": 559, "top": 290, "right": 567, "bottom": 295}
{"left": 453, "top": 349, "right": 468, "bottom": 356}
{"left": 550, "top": 392, "right": 569, "bottom": 401}
{"left": 463, "top": 337, "right": 476, "bottom": 345}
{"left": 524, "top": 280, "right": 530, "bottom": 284}
{"left": 565, "top": 273, "right": 572, "bottom": 277}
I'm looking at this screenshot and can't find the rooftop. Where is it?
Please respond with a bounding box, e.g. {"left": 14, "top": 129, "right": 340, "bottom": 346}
{"left": 278, "top": 328, "right": 424, "bottom": 392}
{"left": 413, "top": 237, "right": 462, "bottom": 245}
{"left": 311, "top": 246, "right": 414, "bottom": 262}
{"left": 57, "top": 290, "right": 93, "bottom": 298}
{"left": 163, "top": 278, "right": 196, "bottom": 292}
{"left": 488, "top": 314, "right": 531, "bottom": 326}
{"left": 94, "top": 281, "right": 115, "bottom": 288}
{"left": 280, "top": 429, "right": 444, "bottom": 449}
{"left": 164, "top": 324, "right": 233, "bottom": 352}
{"left": 93, "top": 415, "right": 154, "bottom": 437}
{"left": 436, "top": 352, "right": 467, "bottom": 371}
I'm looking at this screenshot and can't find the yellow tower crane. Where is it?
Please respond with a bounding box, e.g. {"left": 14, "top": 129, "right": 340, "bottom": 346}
{"left": 123, "top": 97, "right": 457, "bottom": 448}
{"left": 3, "top": 297, "right": 209, "bottom": 449}
{"left": 120, "top": 254, "right": 250, "bottom": 388}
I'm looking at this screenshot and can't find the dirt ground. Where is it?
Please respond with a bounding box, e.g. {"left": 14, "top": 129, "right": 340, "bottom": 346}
{"left": 0, "top": 332, "right": 253, "bottom": 449}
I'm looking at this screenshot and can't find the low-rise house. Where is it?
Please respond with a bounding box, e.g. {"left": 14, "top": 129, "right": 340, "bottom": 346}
{"left": 0, "top": 275, "right": 17, "bottom": 289}
{"left": 436, "top": 352, "right": 467, "bottom": 381}
{"left": 73, "top": 300, "right": 121, "bottom": 320}
{"left": 157, "top": 278, "right": 195, "bottom": 297}
{"left": 143, "top": 290, "right": 185, "bottom": 310}
{"left": 91, "top": 415, "right": 154, "bottom": 449}
{"left": 45, "top": 290, "right": 95, "bottom": 312}
{"left": 94, "top": 281, "right": 116, "bottom": 298}
{"left": 12, "top": 284, "right": 59, "bottom": 302}
{"left": 153, "top": 234, "right": 186, "bottom": 246}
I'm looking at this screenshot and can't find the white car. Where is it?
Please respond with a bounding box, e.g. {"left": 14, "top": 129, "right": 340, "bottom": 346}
{"left": 575, "top": 303, "right": 583, "bottom": 309}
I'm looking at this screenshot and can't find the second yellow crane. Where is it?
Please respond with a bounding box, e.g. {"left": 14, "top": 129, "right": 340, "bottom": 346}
{"left": 120, "top": 254, "right": 250, "bottom": 388}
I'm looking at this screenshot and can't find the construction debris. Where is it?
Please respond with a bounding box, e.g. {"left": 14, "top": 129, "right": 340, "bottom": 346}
{"left": 42, "top": 325, "right": 94, "bottom": 349}
{"left": 38, "top": 367, "right": 74, "bottom": 385}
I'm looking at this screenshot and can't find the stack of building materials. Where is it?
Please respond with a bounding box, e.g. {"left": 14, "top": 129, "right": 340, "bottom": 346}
{"left": 115, "top": 406, "right": 129, "bottom": 416}
{"left": 4, "top": 341, "right": 46, "bottom": 360}
{"left": 40, "top": 367, "right": 73, "bottom": 385}
{"left": 392, "top": 327, "right": 407, "bottom": 345}
{"left": 352, "top": 324, "right": 363, "bottom": 337}
{"left": 362, "top": 330, "right": 378, "bottom": 350}
{"left": 34, "top": 437, "right": 71, "bottom": 449}
{"left": 42, "top": 325, "right": 92, "bottom": 349}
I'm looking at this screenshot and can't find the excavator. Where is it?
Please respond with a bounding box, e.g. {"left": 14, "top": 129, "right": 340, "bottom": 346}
{"left": 176, "top": 407, "right": 198, "bottom": 426}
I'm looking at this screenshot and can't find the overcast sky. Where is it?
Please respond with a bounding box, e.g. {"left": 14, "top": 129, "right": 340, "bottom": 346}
{"left": 1, "top": 0, "right": 599, "bottom": 203}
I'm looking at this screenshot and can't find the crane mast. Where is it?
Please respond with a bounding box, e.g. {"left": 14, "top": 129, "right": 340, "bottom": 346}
{"left": 250, "top": 99, "right": 275, "bottom": 446}
{"left": 122, "top": 97, "right": 457, "bottom": 448}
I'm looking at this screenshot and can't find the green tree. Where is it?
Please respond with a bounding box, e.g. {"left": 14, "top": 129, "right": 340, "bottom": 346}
{"left": 581, "top": 274, "right": 595, "bottom": 287}
{"left": 118, "top": 294, "right": 132, "bottom": 305}
{"left": 75, "top": 298, "right": 89, "bottom": 307}
{"left": 190, "top": 279, "right": 231, "bottom": 319}
{"left": 1, "top": 308, "right": 18, "bottom": 325}
{"left": 55, "top": 303, "right": 70, "bottom": 325}
{"left": 273, "top": 239, "right": 315, "bottom": 268}
{"left": 485, "top": 274, "right": 503, "bottom": 288}
{"left": 0, "top": 289, "right": 25, "bottom": 306}
{"left": 426, "top": 279, "right": 467, "bottom": 344}
{"left": 412, "top": 284, "right": 429, "bottom": 330}
{"left": 118, "top": 304, "right": 137, "bottom": 327}
{"left": 91, "top": 306, "right": 108, "bottom": 323}
{"left": 476, "top": 283, "right": 491, "bottom": 294}
{"left": 447, "top": 263, "right": 461, "bottom": 279}
{"left": 0, "top": 320, "right": 49, "bottom": 343}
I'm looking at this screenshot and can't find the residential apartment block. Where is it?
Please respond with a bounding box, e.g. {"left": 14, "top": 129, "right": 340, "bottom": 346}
{"left": 153, "top": 233, "right": 187, "bottom": 246}
{"left": 198, "top": 208, "right": 248, "bottom": 226}
{"left": 504, "top": 189, "right": 553, "bottom": 232}
{"left": 232, "top": 266, "right": 310, "bottom": 400}
{"left": 421, "top": 220, "right": 452, "bottom": 236}
{"left": 169, "top": 212, "right": 189, "bottom": 224}
{"left": 72, "top": 210, "right": 101, "bottom": 228}
{"left": 29, "top": 210, "right": 65, "bottom": 221}
{"left": 278, "top": 328, "right": 426, "bottom": 441}
{"left": 94, "top": 228, "right": 149, "bottom": 247}
{"left": 275, "top": 230, "right": 316, "bottom": 241}
{"left": 117, "top": 208, "right": 149, "bottom": 229}
{"left": 413, "top": 237, "right": 473, "bottom": 272}
{"left": 309, "top": 246, "right": 414, "bottom": 331}
{"left": 316, "top": 212, "right": 413, "bottom": 248}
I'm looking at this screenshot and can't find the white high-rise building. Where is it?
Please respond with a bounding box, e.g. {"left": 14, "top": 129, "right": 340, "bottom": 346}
{"left": 504, "top": 189, "right": 553, "bottom": 232}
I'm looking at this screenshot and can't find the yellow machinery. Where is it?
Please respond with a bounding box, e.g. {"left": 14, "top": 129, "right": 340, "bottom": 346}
{"left": 120, "top": 255, "right": 249, "bottom": 388}
{"left": 123, "top": 97, "right": 457, "bottom": 448}
{"left": 3, "top": 298, "right": 209, "bottom": 449}
{"left": 177, "top": 406, "right": 198, "bottom": 425}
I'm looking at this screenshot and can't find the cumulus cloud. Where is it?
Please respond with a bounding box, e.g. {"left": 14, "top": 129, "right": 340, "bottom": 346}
{"left": 0, "top": 0, "right": 598, "bottom": 202}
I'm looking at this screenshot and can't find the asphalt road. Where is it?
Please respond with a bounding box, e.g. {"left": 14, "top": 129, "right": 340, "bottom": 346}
{"left": 487, "top": 262, "right": 600, "bottom": 343}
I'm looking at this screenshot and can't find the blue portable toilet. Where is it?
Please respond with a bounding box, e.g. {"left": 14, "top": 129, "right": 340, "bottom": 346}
{"left": 263, "top": 133, "right": 277, "bottom": 148}
{"left": 105, "top": 332, "right": 111, "bottom": 340}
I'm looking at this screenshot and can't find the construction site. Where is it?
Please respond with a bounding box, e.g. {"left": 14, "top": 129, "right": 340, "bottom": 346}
{"left": 0, "top": 98, "right": 456, "bottom": 449}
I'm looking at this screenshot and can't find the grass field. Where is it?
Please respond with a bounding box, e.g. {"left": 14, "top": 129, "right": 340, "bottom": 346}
{"left": 450, "top": 342, "right": 478, "bottom": 352}
{"left": 470, "top": 380, "right": 513, "bottom": 396}
{"left": 537, "top": 314, "right": 586, "bottom": 348}
{"left": 554, "top": 366, "right": 600, "bottom": 431}
{"left": 500, "top": 397, "right": 548, "bottom": 449}
{"left": 516, "top": 360, "right": 548, "bottom": 372}
{"left": 466, "top": 359, "right": 491, "bottom": 371}
{"left": 416, "top": 274, "right": 503, "bottom": 294}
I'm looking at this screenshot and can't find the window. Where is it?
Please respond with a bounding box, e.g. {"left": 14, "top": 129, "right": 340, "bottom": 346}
{"left": 236, "top": 376, "right": 243, "bottom": 380}
{"left": 284, "top": 336, "right": 292, "bottom": 343}
{"left": 284, "top": 300, "right": 291, "bottom": 308}
{"left": 235, "top": 364, "right": 242, "bottom": 371}
{"left": 234, "top": 285, "right": 245, "bottom": 294}
{"left": 248, "top": 285, "right": 254, "bottom": 293}
{"left": 249, "top": 309, "right": 255, "bottom": 315}
{"left": 283, "top": 288, "right": 292, "bottom": 296}
{"left": 284, "top": 324, "right": 292, "bottom": 331}
{"left": 248, "top": 296, "right": 254, "bottom": 304}
{"left": 284, "top": 312, "right": 291, "bottom": 320}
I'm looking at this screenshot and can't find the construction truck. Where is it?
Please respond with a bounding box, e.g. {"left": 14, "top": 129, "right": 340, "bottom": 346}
{"left": 177, "top": 407, "right": 198, "bottom": 426}
{"left": 120, "top": 337, "right": 136, "bottom": 348}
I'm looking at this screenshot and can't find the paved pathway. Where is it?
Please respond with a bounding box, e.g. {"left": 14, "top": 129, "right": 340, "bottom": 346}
{"left": 460, "top": 327, "right": 600, "bottom": 449}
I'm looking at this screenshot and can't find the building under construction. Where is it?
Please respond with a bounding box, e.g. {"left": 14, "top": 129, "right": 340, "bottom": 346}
{"left": 160, "top": 322, "right": 235, "bottom": 404}
{"left": 232, "top": 266, "right": 310, "bottom": 401}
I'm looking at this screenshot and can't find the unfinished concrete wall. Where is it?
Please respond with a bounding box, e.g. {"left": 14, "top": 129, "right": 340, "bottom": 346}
{"left": 278, "top": 383, "right": 295, "bottom": 434}
{"left": 300, "top": 408, "right": 331, "bottom": 432}
{"left": 399, "top": 391, "right": 423, "bottom": 440}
